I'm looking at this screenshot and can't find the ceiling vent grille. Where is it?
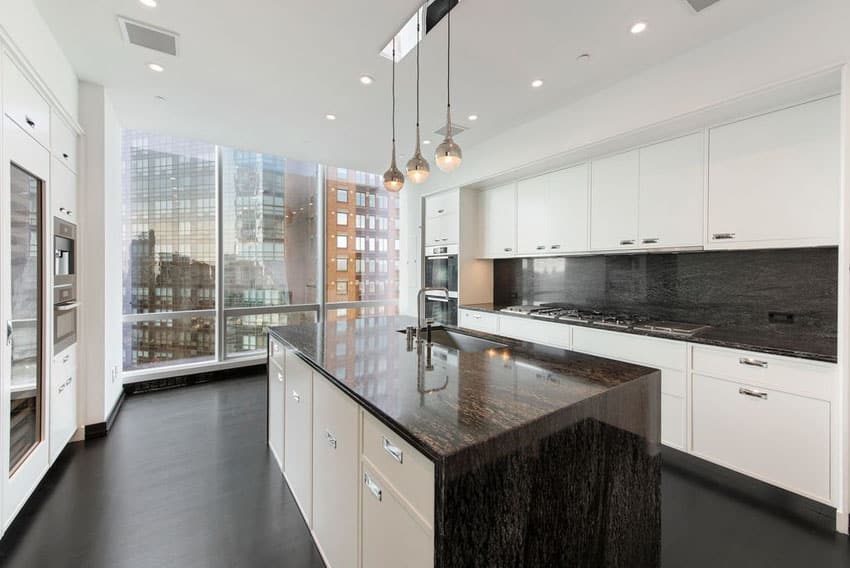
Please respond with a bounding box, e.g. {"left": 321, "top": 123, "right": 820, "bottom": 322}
{"left": 683, "top": 0, "right": 723, "bottom": 12}
{"left": 434, "top": 122, "right": 468, "bottom": 137}
{"left": 118, "top": 17, "right": 179, "bottom": 56}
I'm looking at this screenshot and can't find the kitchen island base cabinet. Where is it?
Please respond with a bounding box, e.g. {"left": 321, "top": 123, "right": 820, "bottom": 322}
{"left": 312, "top": 375, "right": 360, "bottom": 568}
{"left": 283, "top": 352, "right": 313, "bottom": 525}
{"left": 267, "top": 342, "right": 284, "bottom": 471}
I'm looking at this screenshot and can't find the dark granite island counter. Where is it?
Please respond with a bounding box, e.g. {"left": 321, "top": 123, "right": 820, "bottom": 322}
{"left": 269, "top": 315, "right": 661, "bottom": 567}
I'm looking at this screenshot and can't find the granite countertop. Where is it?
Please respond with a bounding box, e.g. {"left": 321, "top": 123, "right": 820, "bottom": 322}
{"left": 269, "top": 316, "right": 658, "bottom": 462}
{"left": 460, "top": 303, "right": 837, "bottom": 363}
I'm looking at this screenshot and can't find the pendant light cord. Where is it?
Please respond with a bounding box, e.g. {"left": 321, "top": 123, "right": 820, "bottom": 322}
{"left": 392, "top": 41, "right": 396, "bottom": 144}
{"left": 416, "top": 11, "right": 421, "bottom": 128}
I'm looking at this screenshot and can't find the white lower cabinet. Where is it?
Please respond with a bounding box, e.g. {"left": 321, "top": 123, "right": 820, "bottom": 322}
{"left": 312, "top": 375, "right": 359, "bottom": 568}
{"left": 497, "top": 316, "right": 572, "bottom": 349}
{"left": 458, "top": 309, "right": 499, "bottom": 335}
{"left": 49, "top": 345, "right": 77, "bottom": 464}
{"left": 267, "top": 355, "right": 285, "bottom": 471}
{"left": 283, "top": 352, "right": 314, "bottom": 524}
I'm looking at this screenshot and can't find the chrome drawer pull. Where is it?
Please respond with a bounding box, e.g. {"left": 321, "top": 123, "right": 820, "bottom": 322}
{"left": 291, "top": 390, "right": 301, "bottom": 403}
{"left": 620, "top": 239, "right": 635, "bottom": 246}
{"left": 382, "top": 436, "right": 404, "bottom": 464}
{"left": 25, "top": 116, "right": 35, "bottom": 128}
{"left": 326, "top": 430, "right": 337, "bottom": 449}
{"left": 62, "top": 152, "right": 70, "bottom": 159}
{"left": 642, "top": 238, "right": 659, "bottom": 244}
{"left": 739, "top": 357, "right": 768, "bottom": 368}
{"left": 277, "top": 372, "right": 283, "bottom": 383}
{"left": 63, "top": 354, "right": 70, "bottom": 363}
{"left": 536, "top": 245, "right": 546, "bottom": 250}
{"left": 739, "top": 387, "right": 768, "bottom": 400}
{"left": 712, "top": 232, "right": 736, "bottom": 240}
{"left": 550, "top": 244, "right": 561, "bottom": 249}
{"left": 364, "top": 473, "right": 382, "bottom": 501}
{"left": 503, "top": 247, "right": 513, "bottom": 252}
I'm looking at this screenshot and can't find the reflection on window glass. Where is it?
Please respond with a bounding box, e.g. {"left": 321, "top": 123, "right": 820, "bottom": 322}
{"left": 225, "top": 311, "right": 317, "bottom": 356}
{"left": 122, "top": 131, "right": 217, "bottom": 315}
{"left": 220, "top": 148, "right": 318, "bottom": 308}
{"left": 123, "top": 317, "right": 216, "bottom": 371}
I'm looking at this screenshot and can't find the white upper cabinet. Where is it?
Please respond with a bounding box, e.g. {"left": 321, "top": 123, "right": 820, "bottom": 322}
{"left": 516, "top": 164, "right": 589, "bottom": 255}
{"left": 478, "top": 183, "right": 517, "bottom": 258}
{"left": 50, "top": 109, "right": 78, "bottom": 174}
{"left": 2, "top": 54, "right": 50, "bottom": 148}
{"left": 638, "top": 133, "right": 704, "bottom": 249}
{"left": 424, "top": 190, "right": 459, "bottom": 246}
{"left": 590, "top": 150, "right": 640, "bottom": 251}
{"left": 707, "top": 96, "right": 840, "bottom": 249}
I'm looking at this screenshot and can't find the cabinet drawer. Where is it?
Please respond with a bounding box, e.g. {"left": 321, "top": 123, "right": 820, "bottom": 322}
{"left": 691, "top": 345, "right": 835, "bottom": 401}
{"left": 362, "top": 411, "right": 434, "bottom": 526}
{"left": 284, "top": 353, "right": 313, "bottom": 524}
{"left": 3, "top": 55, "right": 50, "bottom": 147}
{"left": 269, "top": 338, "right": 285, "bottom": 370}
{"left": 51, "top": 110, "right": 78, "bottom": 173}
{"left": 497, "top": 315, "right": 571, "bottom": 349}
{"left": 458, "top": 309, "right": 499, "bottom": 334}
{"left": 267, "top": 363, "right": 285, "bottom": 471}
{"left": 362, "top": 462, "right": 434, "bottom": 568}
{"left": 692, "top": 373, "right": 830, "bottom": 502}
{"left": 51, "top": 157, "right": 76, "bottom": 221}
{"left": 50, "top": 345, "right": 77, "bottom": 462}
{"left": 572, "top": 327, "right": 686, "bottom": 371}
{"left": 661, "top": 393, "right": 685, "bottom": 450}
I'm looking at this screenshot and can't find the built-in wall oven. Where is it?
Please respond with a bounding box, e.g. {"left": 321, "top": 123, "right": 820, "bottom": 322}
{"left": 53, "top": 217, "right": 77, "bottom": 353}
{"left": 424, "top": 244, "right": 458, "bottom": 325}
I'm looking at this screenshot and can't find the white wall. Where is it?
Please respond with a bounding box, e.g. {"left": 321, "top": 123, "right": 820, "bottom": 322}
{"left": 79, "top": 82, "right": 123, "bottom": 425}
{"left": 0, "top": 0, "right": 78, "bottom": 121}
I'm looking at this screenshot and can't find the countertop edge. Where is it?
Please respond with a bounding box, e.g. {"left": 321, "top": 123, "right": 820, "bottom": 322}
{"left": 459, "top": 304, "right": 838, "bottom": 364}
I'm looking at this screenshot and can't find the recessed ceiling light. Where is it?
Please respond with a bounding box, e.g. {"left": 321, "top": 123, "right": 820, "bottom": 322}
{"left": 531, "top": 79, "right": 544, "bottom": 88}
{"left": 325, "top": 114, "right": 337, "bottom": 121}
{"left": 147, "top": 62, "right": 164, "bottom": 72}
{"left": 468, "top": 114, "right": 478, "bottom": 121}
{"left": 139, "top": 0, "right": 157, "bottom": 6}
{"left": 630, "top": 21, "right": 648, "bottom": 34}
{"left": 359, "top": 75, "right": 374, "bottom": 85}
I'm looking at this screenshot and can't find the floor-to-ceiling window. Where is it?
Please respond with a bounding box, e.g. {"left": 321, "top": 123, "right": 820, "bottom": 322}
{"left": 121, "top": 131, "right": 399, "bottom": 379}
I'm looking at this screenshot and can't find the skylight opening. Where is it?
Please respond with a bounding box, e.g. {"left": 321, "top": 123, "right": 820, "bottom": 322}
{"left": 380, "top": 6, "right": 426, "bottom": 62}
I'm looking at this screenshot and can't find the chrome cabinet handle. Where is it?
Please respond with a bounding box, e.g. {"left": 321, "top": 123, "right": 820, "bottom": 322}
{"left": 58, "top": 377, "right": 72, "bottom": 393}
{"left": 382, "top": 436, "right": 403, "bottom": 464}
{"left": 503, "top": 247, "right": 512, "bottom": 252}
{"left": 536, "top": 245, "right": 546, "bottom": 250}
{"left": 739, "top": 357, "right": 768, "bottom": 368}
{"left": 62, "top": 354, "right": 70, "bottom": 363}
{"left": 277, "top": 372, "right": 283, "bottom": 383}
{"left": 620, "top": 239, "right": 635, "bottom": 246}
{"left": 713, "top": 232, "right": 736, "bottom": 240}
{"left": 364, "top": 473, "right": 382, "bottom": 501}
{"left": 437, "top": 208, "right": 445, "bottom": 214}
{"left": 291, "top": 390, "right": 301, "bottom": 403}
{"left": 25, "top": 116, "right": 35, "bottom": 128}
{"left": 550, "top": 244, "right": 561, "bottom": 250}
{"left": 326, "top": 430, "right": 337, "bottom": 449}
{"left": 6, "top": 320, "right": 13, "bottom": 346}
{"left": 56, "top": 302, "right": 80, "bottom": 312}
{"left": 473, "top": 314, "right": 481, "bottom": 319}
{"left": 739, "top": 387, "right": 768, "bottom": 400}
{"left": 642, "top": 238, "right": 659, "bottom": 244}
{"left": 62, "top": 152, "right": 70, "bottom": 159}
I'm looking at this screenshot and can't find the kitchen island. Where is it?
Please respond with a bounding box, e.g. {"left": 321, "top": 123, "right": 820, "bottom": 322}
{"left": 268, "top": 315, "right": 660, "bottom": 567}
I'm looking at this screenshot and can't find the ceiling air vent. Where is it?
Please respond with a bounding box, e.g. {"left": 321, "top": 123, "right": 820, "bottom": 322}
{"left": 683, "top": 0, "right": 723, "bottom": 12}
{"left": 118, "top": 17, "right": 179, "bottom": 56}
{"left": 434, "top": 122, "right": 468, "bottom": 137}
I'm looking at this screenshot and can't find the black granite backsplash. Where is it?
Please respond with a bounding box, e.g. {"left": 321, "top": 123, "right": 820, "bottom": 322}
{"left": 494, "top": 247, "right": 838, "bottom": 338}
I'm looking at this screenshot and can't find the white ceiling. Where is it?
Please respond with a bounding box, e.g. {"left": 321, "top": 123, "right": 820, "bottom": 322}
{"left": 36, "top": 0, "right": 798, "bottom": 174}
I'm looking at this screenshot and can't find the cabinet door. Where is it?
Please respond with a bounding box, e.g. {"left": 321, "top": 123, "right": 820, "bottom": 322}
{"left": 707, "top": 96, "right": 839, "bottom": 248}
{"left": 547, "top": 163, "right": 589, "bottom": 253}
{"left": 516, "top": 175, "right": 549, "bottom": 255}
{"left": 268, "top": 360, "right": 285, "bottom": 471}
{"left": 284, "top": 353, "right": 313, "bottom": 524}
{"left": 51, "top": 157, "right": 76, "bottom": 222}
{"left": 479, "top": 183, "right": 516, "bottom": 257}
{"left": 2, "top": 56, "right": 50, "bottom": 148}
{"left": 590, "top": 150, "right": 639, "bottom": 250}
{"left": 49, "top": 346, "right": 77, "bottom": 463}
{"left": 313, "top": 377, "right": 359, "bottom": 568}
{"left": 441, "top": 211, "right": 459, "bottom": 245}
{"left": 362, "top": 464, "right": 434, "bottom": 568}
{"left": 692, "top": 373, "right": 830, "bottom": 502}
{"left": 424, "top": 215, "right": 443, "bottom": 246}
{"left": 638, "top": 133, "right": 703, "bottom": 248}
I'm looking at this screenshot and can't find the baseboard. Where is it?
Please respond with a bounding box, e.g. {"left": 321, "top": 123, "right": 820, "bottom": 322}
{"left": 837, "top": 511, "right": 849, "bottom": 535}
{"left": 123, "top": 363, "right": 266, "bottom": 395}
{"left": 662, "top": 446, "right": 837, "bottom": 533}
{"left": 84, "top": 390, "right": 126, "bottom": 439}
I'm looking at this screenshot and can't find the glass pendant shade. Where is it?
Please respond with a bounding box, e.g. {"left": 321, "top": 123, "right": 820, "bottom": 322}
{"left": 407, "top": 127, "right": 430, "bottom": 184}
{"left": 384, "top": 142, "right": 405, "bottom": 192}
{"left": 436, "top": 9, "right": 462, "bottom": 174}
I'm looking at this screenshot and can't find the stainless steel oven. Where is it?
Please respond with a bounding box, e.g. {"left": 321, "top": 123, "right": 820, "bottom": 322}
{"left": 424, "top": 244, "right": 458, "bottom": 294}
{"left": 54, "top": 217, "right": 76, "bottom": 304}
{"left": 54, "top": 301, "right": 78, "bottom": 354}
{"left": 424, "top": 294, "right": 458, "bottom": 326}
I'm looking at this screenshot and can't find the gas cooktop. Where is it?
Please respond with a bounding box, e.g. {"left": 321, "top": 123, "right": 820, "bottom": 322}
{"left": 499, "top": 305, "right": 709, "bottom": 336}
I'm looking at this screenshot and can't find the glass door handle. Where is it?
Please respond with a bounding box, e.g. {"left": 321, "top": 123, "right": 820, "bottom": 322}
{"left": 6, "top": 320, "right": 12, "bottom": 347}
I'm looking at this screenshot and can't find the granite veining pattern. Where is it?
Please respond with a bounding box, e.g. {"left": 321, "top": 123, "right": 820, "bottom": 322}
{"left": 490, "top": 247, "right": 838, "bottom": 362}
{"left": 269, "top": 316, "right": 661, "bottom": 567}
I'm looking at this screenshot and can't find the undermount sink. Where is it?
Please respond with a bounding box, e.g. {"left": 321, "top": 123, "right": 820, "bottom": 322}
{"left": 398, "top": 327, "right": 509, "bottom": 353}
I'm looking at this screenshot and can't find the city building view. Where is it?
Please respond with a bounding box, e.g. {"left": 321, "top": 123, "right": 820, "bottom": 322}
{"left": 122, "top": 131, "right": 398, "bottom": 372}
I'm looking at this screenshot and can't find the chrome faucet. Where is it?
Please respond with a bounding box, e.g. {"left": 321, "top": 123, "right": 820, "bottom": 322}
{"left": 416, "top": 287, "right": 450, "bottom": 342}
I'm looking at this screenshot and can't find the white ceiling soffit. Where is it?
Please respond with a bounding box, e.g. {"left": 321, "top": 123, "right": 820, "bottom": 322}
{"left": 34, "top": 0, "right": 806, "bottom": 174}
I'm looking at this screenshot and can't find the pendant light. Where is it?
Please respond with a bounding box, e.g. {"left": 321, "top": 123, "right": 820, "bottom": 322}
{"left": 406, "top": 10, "right": 430, "bottom": 184}
{"left": 435, "top": 8, "right": 462, "bottom": 173}
{"left": 383, "top": 40, "right": 405, "bottom": 192}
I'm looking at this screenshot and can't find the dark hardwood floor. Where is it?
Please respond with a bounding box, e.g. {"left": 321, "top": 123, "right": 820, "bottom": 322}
{"left": 0, "top": 372, "right": 847, "bottom": 567}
